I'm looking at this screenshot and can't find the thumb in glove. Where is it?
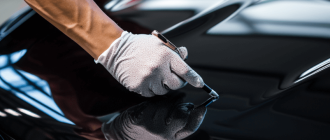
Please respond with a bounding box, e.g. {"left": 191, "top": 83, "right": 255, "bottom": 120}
{"left": 177, "top": 46, "right": 188, "bottom": 60}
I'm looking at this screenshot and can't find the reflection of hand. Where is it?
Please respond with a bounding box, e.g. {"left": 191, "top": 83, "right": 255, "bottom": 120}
{"left": 102, "top": 95, "right": 207, "bottom": 140}
{"left": 96, "top": 31, "right": 204, "bottom": 97}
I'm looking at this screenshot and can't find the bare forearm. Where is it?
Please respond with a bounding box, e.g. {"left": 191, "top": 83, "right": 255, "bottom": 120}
{"left": 24, "top": 0, "right": 124, "bottom": 59}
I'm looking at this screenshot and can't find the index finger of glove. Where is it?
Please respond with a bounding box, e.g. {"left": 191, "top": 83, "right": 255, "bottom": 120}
{"left": 170, "top": 55, "right": 204, "bottom": 88}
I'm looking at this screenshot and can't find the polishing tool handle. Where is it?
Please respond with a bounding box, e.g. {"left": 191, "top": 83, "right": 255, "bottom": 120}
{"left": 152, "top": 30, "right": 181, "bottom": 55}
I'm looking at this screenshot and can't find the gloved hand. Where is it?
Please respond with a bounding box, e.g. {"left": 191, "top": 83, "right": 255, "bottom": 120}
{"left": 102, "top": 94, "right": 207, "bottom": 140}
{"left": 95, "top": 31, "right": 204, "bottom": 97}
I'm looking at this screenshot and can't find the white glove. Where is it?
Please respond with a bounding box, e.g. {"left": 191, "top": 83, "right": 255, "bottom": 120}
{"left": 95, "top": 31, "right": 204, "bottom": 97}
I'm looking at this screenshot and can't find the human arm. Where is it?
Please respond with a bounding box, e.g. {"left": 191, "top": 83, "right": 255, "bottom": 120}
{"left": 24, "top": 0, "right": 123, "bottom": 59}
{"left": 24, "top": 0, "right": 205, "bottom": 97}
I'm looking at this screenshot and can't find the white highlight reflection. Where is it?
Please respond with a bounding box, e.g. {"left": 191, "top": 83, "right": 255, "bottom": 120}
{"left": 207, "top": 1, "right": 330, "bottom": 38}
{"left": 4, "top": 109, "right": 21, "bottom": 116}
{"left": 136, "top": 0, "right": 222, "bottom": 13}
{"left": 242, "top": 1, "right": 330, "bottom": 24}
{"left": 0, "top": 67, "right": 27, "bottom": 87}
{"left": 254, "top": 23, "right": 330, "bottom": 38}
{"left": 0, "top": 55, "right": 7, "bottom": 68}
{"left": 10, "top": 49, "right": 27, "bottom": 64}
{"left": 300, "top": 58, "right": 330, "bottom": 78}
{"left": 0, "top": 78, "right": 10, "bottom": 90}
{"left": 112, "top": 0, "right": 140, "bottom": 11}
{"left": 207, "top": 21, "right": 252, "bottom": 35}
{"left": 295, "top": 58, "right": 330, "bottom": 84}
{"left": 105, "top": 0, "right": 118, "bottom": 9}
{"left": 18, "top": 108, "right": 41, "bottom": 118}
{"left": 15, "top": 92, "right": 74, "bottom": 124}
{"left": 25, "top": 90, "right": 64, "bottom": 114}
{"left": 0, "top": 111, "right": 7, "bottom": 117}
{"left": 18, "top": 70, "right": 41, "bottom": 82}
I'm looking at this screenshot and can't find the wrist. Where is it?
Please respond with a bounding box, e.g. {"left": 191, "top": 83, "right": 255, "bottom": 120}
{"left": 94, "top": 28, "right": 124, "bottom": 59}
{"left": 95, "top": 31, "right": 129, "bottom": 65}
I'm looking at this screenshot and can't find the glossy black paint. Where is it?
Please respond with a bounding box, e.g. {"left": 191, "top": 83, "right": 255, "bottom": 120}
{"left": 1, "top": 0, "right": 330, "bottom": 139}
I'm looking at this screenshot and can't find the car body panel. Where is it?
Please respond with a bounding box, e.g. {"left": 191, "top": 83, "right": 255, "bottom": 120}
{"left": 1, "top": 0, "right": 330, "bottom": 139}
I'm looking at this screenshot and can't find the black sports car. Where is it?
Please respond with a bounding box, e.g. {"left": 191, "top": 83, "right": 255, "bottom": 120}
{"left": 1, "top": 0, "right": 330, "bottom": 139}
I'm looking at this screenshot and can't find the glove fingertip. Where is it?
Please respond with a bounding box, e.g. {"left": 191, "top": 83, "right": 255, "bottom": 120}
{"left": 186, "top": 70, "right": 204, "bottom": 88}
